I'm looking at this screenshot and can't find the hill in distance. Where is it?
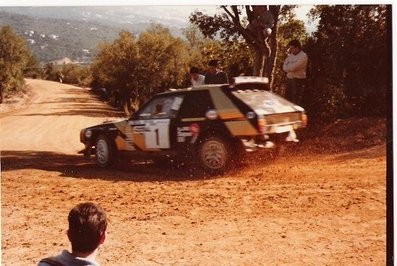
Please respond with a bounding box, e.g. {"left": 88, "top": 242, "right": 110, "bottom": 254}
{"left": 0, "top": 6, "right": 218, "bottom": 63}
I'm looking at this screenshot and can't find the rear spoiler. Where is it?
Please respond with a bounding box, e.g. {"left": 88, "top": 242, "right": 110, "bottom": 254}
{"left": 230, "top": 76, "right": 271, "bottom": 91}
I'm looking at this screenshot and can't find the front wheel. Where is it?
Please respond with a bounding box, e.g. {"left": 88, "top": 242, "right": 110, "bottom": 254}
{"left": 95, "top": 135, "right": 116, "bottom": 168}
{"left": 198, "top": 137, "right": 230, "bottom": 172}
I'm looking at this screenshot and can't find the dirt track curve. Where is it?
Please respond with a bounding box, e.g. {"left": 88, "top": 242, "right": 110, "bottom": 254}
{"left": 1, "top": 79, "right": 386, "bottom": 265}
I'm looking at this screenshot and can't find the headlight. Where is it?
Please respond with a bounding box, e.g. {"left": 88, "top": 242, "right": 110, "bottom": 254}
{"left": 246, "top": 111, "right": 255, "bottom": 119}
{"left": 84, "top": 130, "right": 92, "bottom": 139}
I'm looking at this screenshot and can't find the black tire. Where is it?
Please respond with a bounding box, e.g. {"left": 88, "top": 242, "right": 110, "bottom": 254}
{"left": 95, "top": 135, "right": 116, "bottom": 168}
{"left": 198, "top": 137, "right": 230, "bottom": 172}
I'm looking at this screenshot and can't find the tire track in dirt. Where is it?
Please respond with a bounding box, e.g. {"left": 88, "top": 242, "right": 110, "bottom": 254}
{"left": 0, "top": 79, "right": 123, "bottom": 154}
{"left": 0, "top": 79, "right": 387, "bottom": 265}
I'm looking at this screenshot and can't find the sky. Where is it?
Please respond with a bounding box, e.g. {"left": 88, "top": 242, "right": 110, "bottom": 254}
{"left": 0, "top": 0, "right": 393, "bottom": 4}
{"left": 3, "top": 1, "right": 310, "bottom": 5}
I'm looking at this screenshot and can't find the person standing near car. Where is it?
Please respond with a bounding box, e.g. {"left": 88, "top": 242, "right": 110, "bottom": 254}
{"left": 204, "top": 59, "right": 229, "bottom": 84}
{"left": 283, "top": 40, "right": 307, "bottom": 143}
{"left": 282, "top": 39, "right": 308, "bottom": 105}
{"left": 189, "top": 67, "right": 205, "bottom": 86}
{"left": 38, "top": 202, "right": 108, "bottom": 266}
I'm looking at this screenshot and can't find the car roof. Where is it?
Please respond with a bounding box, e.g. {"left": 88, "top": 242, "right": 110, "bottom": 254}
{"left": 159, "top": 76, "right": 270, "bottom": 96}
{"left": 160, "top": 84, "right": 228, "bottom": 95}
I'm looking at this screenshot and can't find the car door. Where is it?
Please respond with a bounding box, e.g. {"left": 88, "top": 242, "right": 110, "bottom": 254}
{"left": 133, "top": 94, "right": 183, "bottom": 151}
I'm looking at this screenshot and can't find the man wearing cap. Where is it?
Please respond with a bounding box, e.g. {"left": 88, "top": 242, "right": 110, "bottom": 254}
{"left": 204, "top": 60, "right": 229, "bottom": 85}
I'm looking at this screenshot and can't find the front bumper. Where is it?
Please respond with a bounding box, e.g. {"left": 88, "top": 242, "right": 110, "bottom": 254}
{"left": 78, "top": 145, "right": 95, "bottom": 157}
{"left": 240, "top": 131, "right": 296, "bottom": 152}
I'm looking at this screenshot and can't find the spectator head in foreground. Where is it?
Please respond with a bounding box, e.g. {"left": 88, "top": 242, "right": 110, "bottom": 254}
{"left": 68, "top": 202, "right": 108, "bottom": 254}
{"left": 38, "top": 202, "right": 108, "bottom": 266}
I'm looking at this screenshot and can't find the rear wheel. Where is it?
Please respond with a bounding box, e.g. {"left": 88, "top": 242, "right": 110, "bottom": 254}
{"left": 95, "top": 135, "right": 116, "bottom": 167}
{"left": 198, "top": 137, "right": 230, "bottom": 172}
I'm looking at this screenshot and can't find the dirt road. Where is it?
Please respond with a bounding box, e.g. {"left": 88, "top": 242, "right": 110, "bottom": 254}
{"left": 1, "top": 79, "right": 386, "bottom": 265}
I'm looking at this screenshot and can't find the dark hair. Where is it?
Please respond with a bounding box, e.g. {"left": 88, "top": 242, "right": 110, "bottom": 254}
{"left": 189, "top": 67, "right": 199, "bottom": 74}
{"left": 68, "top": 202, "right": 107, "bottom": 253}
{"left": 288, "top": 39, "right": 301, "bottom": 49}
{"left": 208, "top": 59, "right": 218, "bottom": 67}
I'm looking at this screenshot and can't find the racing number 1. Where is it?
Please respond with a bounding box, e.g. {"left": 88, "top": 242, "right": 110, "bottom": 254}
{"left": 155, "top": 128, "right": 159, "bottom": 146}
{"left": 145, "top": 119, "right": 170, "bottom": 149}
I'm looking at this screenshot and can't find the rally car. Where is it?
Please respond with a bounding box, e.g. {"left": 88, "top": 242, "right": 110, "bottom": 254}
{"left": 79, "top": 77, "right": 307, "bottom": 172}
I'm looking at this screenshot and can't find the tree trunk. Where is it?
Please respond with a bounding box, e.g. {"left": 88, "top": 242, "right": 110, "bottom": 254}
{"left": 123, "top": 102, "right": 131, "bottom": 117}
{"left": 252, "top": 40, "right": 272, "bottom": 77}
{"left": 120, "top": 88, "right": 132, "bottom": 117}
{"left": 218, "top": 5, "right": 281, "bottom": 78}
{"left": 264, "top": 31, "right": 278, "bottom": 86}
{"left": 244, "top": 5, "right": 280, "bottom": 78}
{"left": 265, "top": 5, "right": 281, "bottom": 89}
{"left": 253, "top": 48, "right": 265, "bottom": 76}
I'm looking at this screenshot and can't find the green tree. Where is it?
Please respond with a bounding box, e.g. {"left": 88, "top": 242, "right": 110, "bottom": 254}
{"left": 183, "top": 24, "right": 253, "bottom": 81}
{"left": 61, "top": 64, "right": 91, "bottom": 87}
{"left": 91, "top": 26, "right": 192, "bottom": 115}
{"left": 91, "top": 31, "right": 139, "bottom": 115}
{"left": 0, "top": 25, "right": 32, "bottom": 103}
{"left": 183, "top": 24, "right": 205, "bottom": 49}
{"left": 136, "top": 24, "right": 190, "bottom": 102}
{"left": 182, "top": 24, "right": 208, "bottom": 78}
{"left": 190, "top": 5, "right": 295, "bottom": 80}
{"left": 23, "top": 54, "right": 43, "bottom": 79}
{"left": 44, "top": 62, "right": 61, "bottom": 81}
{"left": 307, "top": 5, "right": 390, "bottom": 120}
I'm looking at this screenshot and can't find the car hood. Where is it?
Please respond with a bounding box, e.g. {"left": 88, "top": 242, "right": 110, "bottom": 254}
{"left": 85, "top": 118, "right": 127, "bottom": 130}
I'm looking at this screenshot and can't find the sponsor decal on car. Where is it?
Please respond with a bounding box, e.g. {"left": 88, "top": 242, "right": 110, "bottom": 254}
{"left": 177, "top": 126, "right": 193, "bottom": 142}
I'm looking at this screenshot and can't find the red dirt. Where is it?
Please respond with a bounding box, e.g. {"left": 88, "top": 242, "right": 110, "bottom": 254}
{"left": 0, "top": 79, "right": 386, "bottom": 265}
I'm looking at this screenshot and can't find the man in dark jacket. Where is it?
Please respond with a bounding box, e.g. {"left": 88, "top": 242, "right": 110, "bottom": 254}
{"left": 204, "top": 60, "right": 229, "bottom": 84}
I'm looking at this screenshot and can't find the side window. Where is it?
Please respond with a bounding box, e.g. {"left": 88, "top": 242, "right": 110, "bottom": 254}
{"left": 179, "top": 91, "right": 214, "bottom": 118}
{"left": 137, "top": 95, "right": 184, "bottom": 119}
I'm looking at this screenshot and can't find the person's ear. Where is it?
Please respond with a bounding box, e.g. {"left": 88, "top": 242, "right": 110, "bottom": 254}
{"left": 99, "top": 231, "right": 106, "bottom": 245}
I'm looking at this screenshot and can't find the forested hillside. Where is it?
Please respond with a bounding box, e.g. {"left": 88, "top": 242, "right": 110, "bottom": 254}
{"left": 0, "top": 11, "right": 119, "bottom": 62}
{"left": 0, "top": 6, "right": 194, "bottom": 31}
{"left": 0, "top": 6, "right": 192, "bottom": 63}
